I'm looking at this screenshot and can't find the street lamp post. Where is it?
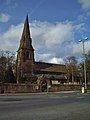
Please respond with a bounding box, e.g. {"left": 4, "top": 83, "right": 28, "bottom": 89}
{"left": 79, "top": 37, "right": 88, "bottom": 92}
{"left": 82, "top": 39, "right": 87, "bottom": 91}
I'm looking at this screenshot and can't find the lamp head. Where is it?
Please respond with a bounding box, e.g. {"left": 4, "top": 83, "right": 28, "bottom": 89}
{"left": 78, "top": 39, "right": 82, "bottom": 42}
{"left": 85, "top": 37, "right": 88, "bottom": 40}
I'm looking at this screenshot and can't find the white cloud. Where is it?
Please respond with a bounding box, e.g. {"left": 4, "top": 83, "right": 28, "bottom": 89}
{"left": 74, "top": 23, "right": 86, "bottom": 32}
{"left": 43, "top": 21, "right": 74, "bottom": 49}
{"left": 35, "top": 52, "right": 65, "bottom": 64}
{"left": 31, "top": 21, "right": 74, "bottom": 51}
{"left": 65, "top": 38, "right": 90, "bottom": 59}
{"left": 0, "top": 13, "right": 10, "bottom": 22}
{"left": 78, "top": 0, "right": 90, "bottom": 10}
{"left": 48, "top": 57, "right": 65, "bottom": 64}
{"left": 31, "top": 21, "right": 88, "bottom": 58}
{"left": 0, "top": 23, "right": 23, "bottom": 51}
{"left": 0, "top": 20, "right": 89, "bottom": 64}
{"left": 35, "top": 53, "right": 52, "bottom": 62}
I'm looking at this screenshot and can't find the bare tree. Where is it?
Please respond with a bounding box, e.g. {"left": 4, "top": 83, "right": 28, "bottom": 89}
{"left": 65, "top": 56, "right": 79, "bottom": 84}
{"left": 0, "top": 50, "right": 16, "bottom": 83}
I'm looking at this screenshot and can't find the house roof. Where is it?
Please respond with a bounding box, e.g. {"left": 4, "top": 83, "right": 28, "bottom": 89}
{"left": 34, "top": 62, "right": 67, "bottom": 75}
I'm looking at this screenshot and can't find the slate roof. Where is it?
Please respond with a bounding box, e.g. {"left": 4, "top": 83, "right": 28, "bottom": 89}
{"left": 34, "top": 62, "right": 67, "bottom": 75}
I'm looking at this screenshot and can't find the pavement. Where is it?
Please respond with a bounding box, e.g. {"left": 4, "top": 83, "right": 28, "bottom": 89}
{"left": 0, "top": 90, "right": 76, "bottom": 96}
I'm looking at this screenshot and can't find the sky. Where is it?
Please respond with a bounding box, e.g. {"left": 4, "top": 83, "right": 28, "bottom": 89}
{"left": 0, "top": 0, "right": 90, "bottom": 64}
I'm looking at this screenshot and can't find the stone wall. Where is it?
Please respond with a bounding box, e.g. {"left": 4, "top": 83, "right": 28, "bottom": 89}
{"left": 0, "top": 83, "right": 39, "bottom": 93}
{"left": 0, "top": 83, "right": 90, "bottom": 93}
{"left": 49, "top": 84, "right": 81, "bottom": 92}
{"left": 49, "top": 84, "right": 90, "bottom": 92}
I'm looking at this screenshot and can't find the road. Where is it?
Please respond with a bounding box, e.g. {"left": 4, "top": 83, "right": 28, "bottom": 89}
{"left": 0, "top": 92, "right": 90, "bottom": 120}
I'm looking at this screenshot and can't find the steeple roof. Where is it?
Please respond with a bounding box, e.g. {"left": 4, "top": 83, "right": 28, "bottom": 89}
{"left": 18, "top": 15, "right": 34, "bottom": 51}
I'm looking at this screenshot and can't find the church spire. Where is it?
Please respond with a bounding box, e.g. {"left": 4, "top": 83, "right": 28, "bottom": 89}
{"left": 16, "top": 15, "right": 34, "bottom": 83}
{"left": 18, "top": 15, "right": 34, "bottom": 51}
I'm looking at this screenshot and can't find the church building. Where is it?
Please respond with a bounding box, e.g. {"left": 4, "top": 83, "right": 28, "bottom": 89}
{"left": 16, "top": 15, "right": 67, "bottom": 84}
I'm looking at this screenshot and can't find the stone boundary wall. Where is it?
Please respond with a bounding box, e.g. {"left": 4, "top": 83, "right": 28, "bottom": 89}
{"left": 49, "top": 84, "right": 90, "bottom": 92}
{"left": 0, "top": 83, "right": 39, "bottom": 93}
{"left": 49, "top": 84, "right": 81, "bottom": 92}
{"left": 0, "top": 83, "right": 90, "bottom": 93}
